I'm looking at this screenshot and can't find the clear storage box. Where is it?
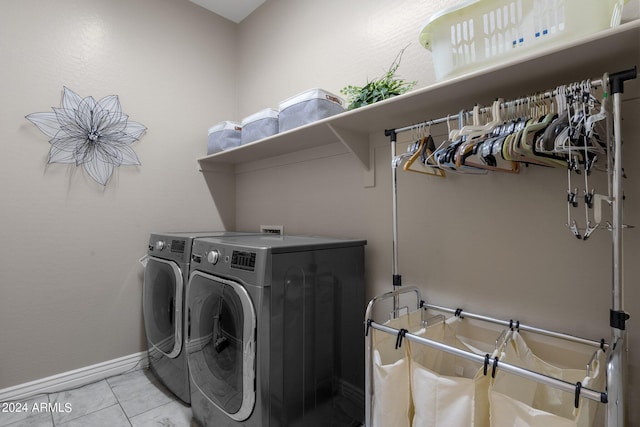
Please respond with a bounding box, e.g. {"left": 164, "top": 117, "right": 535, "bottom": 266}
{"left": 241, "top": 108, "right": 279, "bottom": 145}
{"left": 207, "top": 121, "right": 241, "bottom": 155}
{"left": 420, "top": 0, "right": 628, "bottom": 81}
{"left": 278, "top": 88, "right": 345, "bottom": 132}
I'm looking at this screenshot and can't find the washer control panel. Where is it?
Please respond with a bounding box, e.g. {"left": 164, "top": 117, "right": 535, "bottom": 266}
{"left": 231, "top": 250, "right": 256, "bottom": 272}
{"left": 147, "top": 235, "right": 190, "bottom": 263}
{"left": 207, "top": 249, "right": 220, "bottom": 265}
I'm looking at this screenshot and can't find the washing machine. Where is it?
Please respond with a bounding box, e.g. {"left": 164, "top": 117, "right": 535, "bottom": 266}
{"left": 186, "top": 234, "right": 366, "bottom": 426}
{"left": 143, "top": 231, "right": 262, "bottom": 404}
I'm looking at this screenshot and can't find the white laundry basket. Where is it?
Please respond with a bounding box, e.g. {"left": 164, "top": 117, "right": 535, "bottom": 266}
{"left": 419, "top": 0, "right": 628, "bottom": 81}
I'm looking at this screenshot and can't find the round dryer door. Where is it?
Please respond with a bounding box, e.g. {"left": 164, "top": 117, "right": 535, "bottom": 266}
{"left": 187, "top": 271, "right": 256, "bottom": 421}
{"left": 143, "top": 257, "right": 184, "bottom": 358}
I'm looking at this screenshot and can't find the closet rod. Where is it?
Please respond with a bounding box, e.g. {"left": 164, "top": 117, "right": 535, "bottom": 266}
{"left": 390, "top": 77, "right": 605, "bottom": 136}
{"left": 384, "top": 73, "right": 607, "bottom": 301}
{"left": 423, "top": 302, "right": 607, "bottom": 350}
{"left": 368, "top": 320, "right": 607, "bottom": 404}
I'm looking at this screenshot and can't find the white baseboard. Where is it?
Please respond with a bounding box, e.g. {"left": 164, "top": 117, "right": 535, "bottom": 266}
{"left": 0, "top": 351, "right": 148, "bottom": 402}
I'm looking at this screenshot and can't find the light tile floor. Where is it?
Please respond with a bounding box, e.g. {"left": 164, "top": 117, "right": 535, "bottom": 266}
{"left": 0, "top": 369, "right": 193, "bottom": 427}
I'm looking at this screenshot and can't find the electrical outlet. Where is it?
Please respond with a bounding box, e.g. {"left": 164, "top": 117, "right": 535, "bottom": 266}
{"left": 260, "top": 225, "right": 283, "bottom": 235}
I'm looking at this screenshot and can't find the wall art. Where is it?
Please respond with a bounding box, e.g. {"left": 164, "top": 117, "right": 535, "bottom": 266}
{"left": 26, "top": 87, "right": 147, "bottom": 186}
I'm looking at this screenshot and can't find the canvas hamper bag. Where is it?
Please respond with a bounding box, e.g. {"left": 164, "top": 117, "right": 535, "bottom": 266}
{"left": 489, "top": 332, "right": 605, "bottom": 427}
{"left": 278, "top": 88, "right": 345, "bottom": 132}
{"left": 408, "top": 317, "right": 499, "bottom": 427}
{"left": 207, "top": 121, "right": 242, "bottom": 154}
{"left": 371, "top": 310, "right": 426, "bottom": 427}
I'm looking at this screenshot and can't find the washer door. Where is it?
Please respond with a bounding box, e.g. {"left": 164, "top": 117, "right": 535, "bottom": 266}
{"left": 187, "top": 271, "right": 256, "bottom": 421}
{"left": 143, "top": 257, "right": 183, "bottom": 358}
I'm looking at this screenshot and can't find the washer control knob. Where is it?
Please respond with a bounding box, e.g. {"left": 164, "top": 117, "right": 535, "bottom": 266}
{"left": 207, "top": 250, "right": 220, "bottom": 265}
{"left": 155, "top": 240, "right": 166, "bottom": 251}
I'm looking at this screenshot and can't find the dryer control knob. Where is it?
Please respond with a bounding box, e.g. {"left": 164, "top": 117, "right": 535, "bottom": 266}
{"left": 155, "top": 240, "right": 166, "bottom": 251}
{"left": 207, "top": 250, "right": 220, "bottom": 265}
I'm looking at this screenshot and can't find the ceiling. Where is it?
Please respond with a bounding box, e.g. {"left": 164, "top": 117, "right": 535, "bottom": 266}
{"left": 188, "top": 0, "right": 267, "bottom": 23}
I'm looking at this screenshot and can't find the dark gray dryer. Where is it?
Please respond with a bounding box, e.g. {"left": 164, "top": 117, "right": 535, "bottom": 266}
{"left": 143, "top": 231, "right": 261, "bottom": 403}
{"left": 187, "top": 234, "right": 366, "bottom": 426}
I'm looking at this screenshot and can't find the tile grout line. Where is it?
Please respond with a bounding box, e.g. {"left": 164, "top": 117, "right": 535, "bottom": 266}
{"left": 105, "top": 377, "right": 133, "bottom": 427}
{"left": 48, "top": 378, "right": 130, "bottom": 426}
{"left": 6, "top": 369, "right": 184, "bottom": 427}
{"left": 126, "top": 399, "right": 186, "bottom": 423}
{"left": 45, "top": 394, "right": 55, "bottom": 427}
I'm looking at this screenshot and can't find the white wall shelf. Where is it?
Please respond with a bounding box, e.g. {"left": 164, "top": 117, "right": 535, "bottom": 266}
{"left": 197, "top": 19, "right": 640, "bottom": 228}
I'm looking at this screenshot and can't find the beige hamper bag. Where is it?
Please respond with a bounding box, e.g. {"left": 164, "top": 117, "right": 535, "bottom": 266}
{"left": 372, "top": 311, "right": 425, "bottom": 427}
{"left": 408, "top": 317, "right": 495, "bottom": 427}
{"left": 489, "top": 332, "right": 605, "bottom": 427}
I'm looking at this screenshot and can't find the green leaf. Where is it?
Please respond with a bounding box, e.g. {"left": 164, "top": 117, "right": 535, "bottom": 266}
{"left": 341, "top": 45, "right": 417, "bottom": 110}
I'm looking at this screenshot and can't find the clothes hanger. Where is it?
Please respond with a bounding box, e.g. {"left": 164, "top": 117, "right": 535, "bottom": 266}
{"left": 403, "top": 135, "right": 446, "bottom": 178}
{"left": 455, "top": 100, "right": 504, "bottom": 139}
{"left": 519, "top": 94, "right": 566, "bottom": 167}
{"left": 453, "top": 104, "right": 492, "bottom": 167}
{"left": 447, "top": 109, "right": 466, "bottom": 141}
{"left": 537, "top": 85, "right": 569, "bottom": 153}
{"left": 560, "top": 80, "right": 613, "bottom": 240}
{"left": 509, "top": 95, "right": 563, "bottom": 168}
{"left": 391, "top": 129, "right": 420, "bottom": 170}
{"left": 456, "top": 101, "right": 522, "bottom": 173}
{"left": 436, "top": 133, "right": 488, "bottom": 174}
{"left": 449, "top": 101, "right": 507, "bottom": 172}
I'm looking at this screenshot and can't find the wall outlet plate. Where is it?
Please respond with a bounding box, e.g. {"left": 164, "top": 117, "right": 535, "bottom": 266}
{"left": 260, "top": 225, "right": 283, "bottom": 235}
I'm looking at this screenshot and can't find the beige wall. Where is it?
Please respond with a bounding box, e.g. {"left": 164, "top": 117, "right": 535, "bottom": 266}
{"left": 2, "top": 0, "right": 639, "bottom": 423}
{"left": 236, "top": 0, "right": 449, "bottom": 118}
{"left": 235, "top": 0, "right": 640, "bottom": 424}
{"left": 0, "top": 0, "right": 234, "bottom": 388}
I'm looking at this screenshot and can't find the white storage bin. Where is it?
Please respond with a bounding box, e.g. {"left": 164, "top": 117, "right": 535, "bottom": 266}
{"left": 278, "top": 88, "right": 345, "bottom": 132}
{"left": 419, "top": 0, "right": 628, "bottom": 81}
{"left": 241, "top": 108, "right": 279, "bottom": 145}
{"left": 207, "top": 121, "right": 241, "bottom": 155}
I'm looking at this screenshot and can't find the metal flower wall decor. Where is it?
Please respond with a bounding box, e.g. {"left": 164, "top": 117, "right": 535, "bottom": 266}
{"left": 26, "top": 87, "right": 147, "bottom": 186}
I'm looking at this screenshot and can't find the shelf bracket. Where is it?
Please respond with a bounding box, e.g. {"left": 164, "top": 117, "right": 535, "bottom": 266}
{"left": 326, "top": 123, "right": 370, "bottom": 170}
{"left": 196, "top": 160, "right": 236, "bottom": 230}
{"left": 326, "top": 123, "right": 374, "bottom": 187}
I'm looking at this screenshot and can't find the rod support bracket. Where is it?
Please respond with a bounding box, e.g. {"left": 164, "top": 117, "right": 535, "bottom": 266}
{"left": 609, "top": 66, "right": 637, "bottom": 95}
{"left": 393, "top": 274, "right": 402, "bottom": 287}
{"left": 610, "top": 309, "right": 630, "bottom": 330}
{"left": 600, "top": 392, "right": 608, "bottom": 404}
{"left": 385, "top": 128, "right": 397, "bottom": 141}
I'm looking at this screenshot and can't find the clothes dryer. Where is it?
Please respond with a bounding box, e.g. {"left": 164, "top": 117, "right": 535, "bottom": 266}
{"left": 143, "top": 231, "right": 261, "bottom": 403}
{"left": 186, "top": 235, "right": 366, "bottom": 426}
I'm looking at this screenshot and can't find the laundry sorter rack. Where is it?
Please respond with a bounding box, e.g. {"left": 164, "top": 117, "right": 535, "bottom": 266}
{"left": 364, "top": 67, "right": 637, "bottom": 427}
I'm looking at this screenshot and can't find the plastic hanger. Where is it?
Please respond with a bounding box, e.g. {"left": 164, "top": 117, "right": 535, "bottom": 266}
{"left": 459, "top": 127, "right": 520, "bottom": 173}
{"left": 456, "top": 100, "right": 521, "bottom": 173}
{"left": 435, "top": 135, "right": 488, "bottom": 174}
{"left": 403, "top": 135, "right": 446, "bottom": 178}
{"left": 453, "top": 100, "right": 504, "bottom": 140}
{"left": 509, "top": 94, "right": 564, "bottom": 167}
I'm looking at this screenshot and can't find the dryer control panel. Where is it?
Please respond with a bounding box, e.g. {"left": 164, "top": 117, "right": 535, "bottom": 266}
{"left": 231, "top": 251, "right": 256, "bottom": 272}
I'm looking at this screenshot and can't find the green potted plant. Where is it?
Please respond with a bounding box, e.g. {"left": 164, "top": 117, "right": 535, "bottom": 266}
{"left": 341, "top": 47, "right": 417, "bottom": 110}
